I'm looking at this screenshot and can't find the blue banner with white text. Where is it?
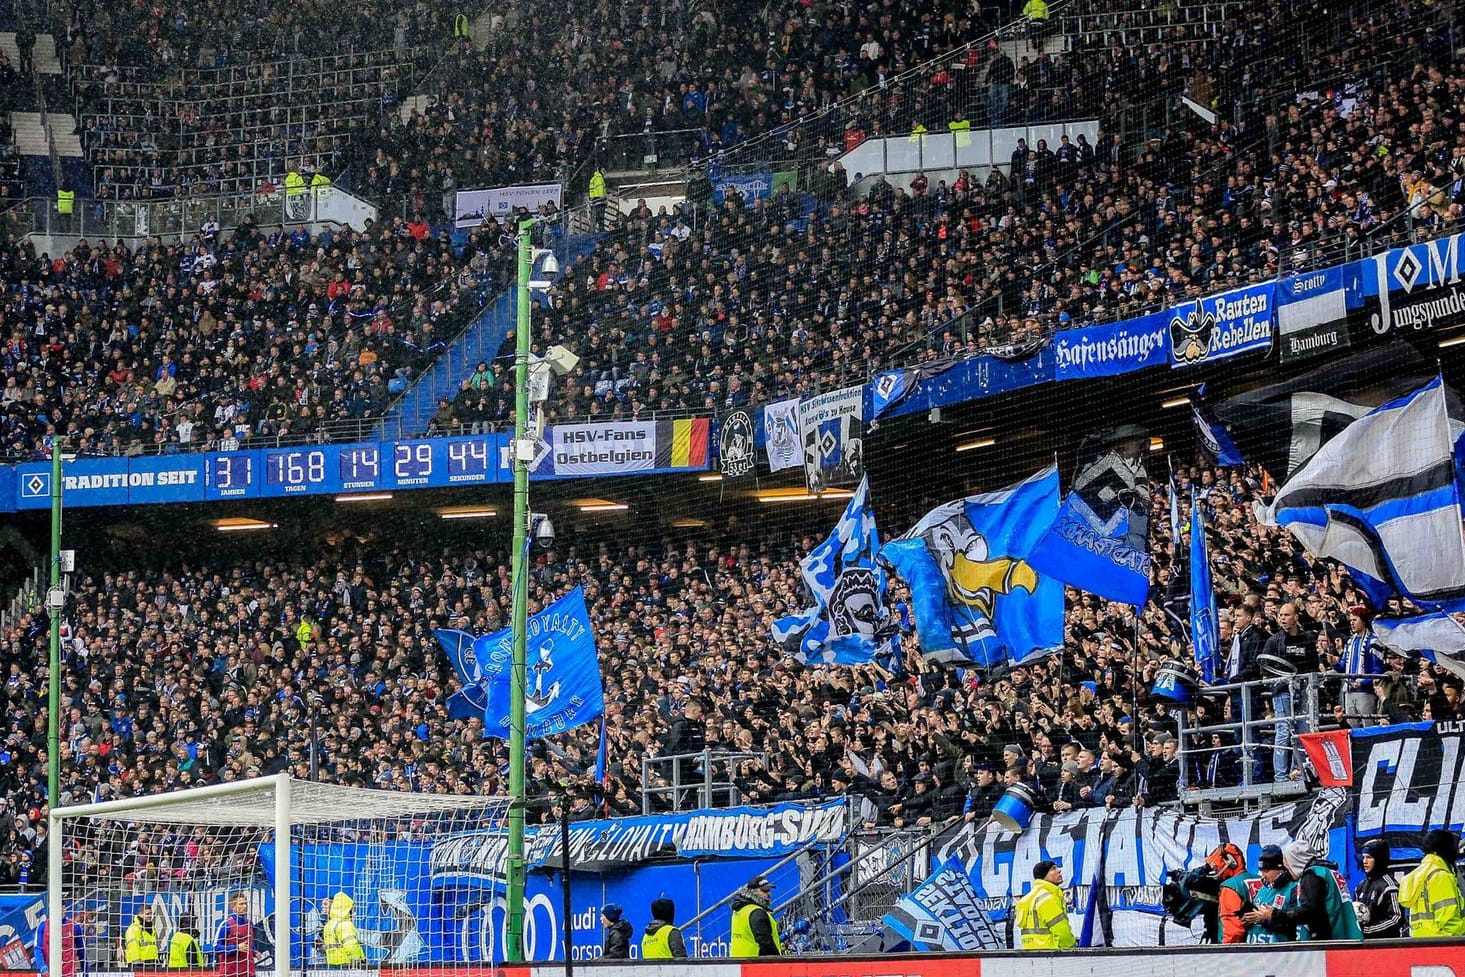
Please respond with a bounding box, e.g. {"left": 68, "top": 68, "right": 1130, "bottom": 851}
{"left": 1052, "top": 311, "right": 1171, "bottom": 381}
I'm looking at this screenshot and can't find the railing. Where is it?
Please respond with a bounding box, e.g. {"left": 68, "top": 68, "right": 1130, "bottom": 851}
{"left": 640, "top": 749, "right": 767, "bottom": 814}
{"left": 16, "top": 186, "right": 351, "bottom": 240}
{"left": 779, "top": 824, "right": 953, "bottom": 954}
{"left": 72, "top": 48, "right": 408, "bottom": 93}
{"left": 1175, "top": 672, "right": 1386, "bottom": 804}
{"left": 595, "top": 128, "right": 705, "bottom": 175}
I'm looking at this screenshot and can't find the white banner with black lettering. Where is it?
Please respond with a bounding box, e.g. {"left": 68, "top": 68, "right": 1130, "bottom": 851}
{"left": 455, "top": 182, "right": 563, "bottom": 227}
{"left": 551, "top": 421, "right": 656, "bottom": 475}
{"left": 799, "top": 385, "right": 864, "bottom": 492}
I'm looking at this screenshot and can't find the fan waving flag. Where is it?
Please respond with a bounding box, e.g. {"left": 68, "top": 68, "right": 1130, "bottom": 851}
{"left": 880, "top": 466, "right": 1063, "bottom": 667}
{"left": 1190, "top": 487, "right": 1220, "bottom": 683}
{"left": 772, "top": 475, "right": 894, "bottom": 665}
{"left": 1029, "top": 427, "right": 1152, "bottom": 606}
{"left": 434, "top": 587, "right": 605, "bottom": 740}
{"left": 1260, "top": 376, "right": 1465, "bottom": 610}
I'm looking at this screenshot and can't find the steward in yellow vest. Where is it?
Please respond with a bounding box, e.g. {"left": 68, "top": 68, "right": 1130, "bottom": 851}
{"left": 729, "top": 877, "right": 781, "bottom": 957}
{"left": 322, "top": 893, "right": 366, "bottom": 966}
{"left": 641, "top": 898, "right": 687, "bottom": 958}
{"left": 124, "top": 907, "right": 160, "bottom": 965}
{"left": 1401, "top": 830, "right": 1465, "bottom": 937}
{"left": 1014, "top": 861, "right": 1076, "bottom": 950}
{"left": 56, "top": 188, "right": 75, "bottom": 215}
{"left": 166, "top": 916, "right": 206, "bottom": 969}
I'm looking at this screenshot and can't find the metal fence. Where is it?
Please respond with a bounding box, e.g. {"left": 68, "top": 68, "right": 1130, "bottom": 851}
{"left": 640, "top": 749, "right": 767, "bottom": 814}
{"left": 1175, "top": 671, "right": 1384, "bottom": 806}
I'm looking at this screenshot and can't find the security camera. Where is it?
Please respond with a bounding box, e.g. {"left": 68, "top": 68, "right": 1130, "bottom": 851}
{"left": 533, "top": 514, "right": 555, "bottom": 547}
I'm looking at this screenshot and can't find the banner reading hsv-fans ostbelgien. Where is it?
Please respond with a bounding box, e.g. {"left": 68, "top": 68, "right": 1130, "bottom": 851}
{"left": 1349, "top": 720, "right": 1465, "bottom": 856}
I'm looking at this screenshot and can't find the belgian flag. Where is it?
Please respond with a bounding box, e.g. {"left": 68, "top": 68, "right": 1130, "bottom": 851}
{"left": 655, "top": 417, "right": 710, "bottom": 470}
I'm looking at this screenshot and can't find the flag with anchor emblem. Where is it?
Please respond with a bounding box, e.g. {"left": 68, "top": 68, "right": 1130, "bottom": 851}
{"left": 434, "top": 587, "right": 604, "bottom": 740}
{"left": 880, "top": 467, "right": 1063, "bottom": 666}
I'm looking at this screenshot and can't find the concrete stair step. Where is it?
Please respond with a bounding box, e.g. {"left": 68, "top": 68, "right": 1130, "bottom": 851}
{"left": 0, "top": 31, "right": 62, "bottom": 73}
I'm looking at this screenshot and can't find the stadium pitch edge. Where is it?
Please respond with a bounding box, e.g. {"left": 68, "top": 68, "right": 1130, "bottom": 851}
{"left": 26, "top": 944, "right": 1465, "bottom": 977}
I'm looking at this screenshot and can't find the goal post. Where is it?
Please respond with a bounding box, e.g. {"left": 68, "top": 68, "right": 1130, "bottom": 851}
{"left": 48, "top": 774, "right": 511, "bottom": 977}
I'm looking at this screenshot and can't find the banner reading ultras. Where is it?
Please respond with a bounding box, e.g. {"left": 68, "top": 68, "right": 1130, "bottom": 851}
{"left": 1350, "top": 719, "right": 1465, "bottom": 854}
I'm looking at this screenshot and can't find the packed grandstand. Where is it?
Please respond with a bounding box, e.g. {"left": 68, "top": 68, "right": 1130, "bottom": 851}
{"left": 2, "top": 0, "right": 1465, "bottom": 963}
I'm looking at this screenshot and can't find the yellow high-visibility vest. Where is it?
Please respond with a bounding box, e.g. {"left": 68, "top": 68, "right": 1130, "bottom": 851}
{"left": 56, "top": 189, "right": 75, "bottom": 215}
{"left": 124, "top": 919, "right": 160, "bottom": 964}
{"left": 729, "top": 904, "right": 780, "bottom": 957}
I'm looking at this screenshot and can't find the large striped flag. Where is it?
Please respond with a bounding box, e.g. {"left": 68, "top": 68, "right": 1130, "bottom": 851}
{"left": 655, "top": 417, "right": 710, "bottom": 469}
{"left": 1261, "top": 376, "right": 1465, "bottom": 609}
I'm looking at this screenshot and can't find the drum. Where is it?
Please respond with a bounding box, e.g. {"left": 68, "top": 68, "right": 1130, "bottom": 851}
{"left": 991, "top": 782, "right": 1039, "bottom": 833}
{"left": 1151, "top": 661, "right": 1199, "bottom": 704}
{"left": 1257, "top": 652, "right": 1299, "bottom": 678}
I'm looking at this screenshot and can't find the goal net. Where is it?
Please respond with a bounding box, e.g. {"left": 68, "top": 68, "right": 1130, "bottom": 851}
{"left": 48, "top": 774, "right": 511, "bottom": 977}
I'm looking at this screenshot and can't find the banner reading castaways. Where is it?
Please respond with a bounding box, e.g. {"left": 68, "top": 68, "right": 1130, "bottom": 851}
{"left": 930, "top": 788, "right": 1351, "bottom": 947}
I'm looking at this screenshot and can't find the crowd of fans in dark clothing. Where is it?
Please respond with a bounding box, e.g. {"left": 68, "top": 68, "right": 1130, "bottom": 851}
{"left": 0, "top": 212, "right": 526, "bottom": 460}
{"left": 4, "top": 0, "right": 1465, "bottom": 892}
{"left": 3, "top": 458, "right": 1463, "bottom": 885}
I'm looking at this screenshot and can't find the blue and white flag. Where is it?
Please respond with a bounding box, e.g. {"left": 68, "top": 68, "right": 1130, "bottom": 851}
{"left": 880, "top": 467, "right": 1063, "bottom": 667}
{"left": 1029, "top": 431, "right": 1151, "bottom": 606}
{"left": 1190, "top": 386, "right": 1245, "bottom": 467}
{"left": 434, "top": 588, "right": 605, "bottom": 740}
{"left": 1371, "top": 612, "right": 1465, "bottom": 682}
{"left": 882, "top": 857, "right": 1000, "bottom": 952}
{"left": 772, "top": 476, "right": 893, "bottom": 665}
{"left": 871, "top": 359, "right": 957, "bottom": 418}
{"left": 1190, "top": 487, "right": 1220, "bottom": 683}
{"left": 1261, "top": 377, "right": 1465, "bottom": 609}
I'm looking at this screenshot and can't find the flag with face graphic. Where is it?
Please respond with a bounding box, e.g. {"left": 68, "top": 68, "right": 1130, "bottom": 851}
{"left": 772, "top": 476, "right": 895, "bottom": 665}
{"left": 880, "top": 467, "right": 1064, "bottom": 666}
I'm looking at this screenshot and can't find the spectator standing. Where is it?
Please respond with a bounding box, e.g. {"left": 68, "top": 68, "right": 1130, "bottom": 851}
{"left": 1337, "top": 607, "right": 1383, "bottom": 726}
{"left": 1353, "top": 841, "right": 1403, "bottom": 940}
{"left": 600, "top": 905, "right": 632, "bottom": 959}
{"left": 1261, "top": 603, "right": 1317, "bottom": 782}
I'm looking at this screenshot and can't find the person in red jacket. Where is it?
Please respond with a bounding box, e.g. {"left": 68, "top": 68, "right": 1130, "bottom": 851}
{"left": 39, "top": 911, "right": 83, "bottom": 977}
{"left": 213, "top": 892, "right": 264, "bottom": 977}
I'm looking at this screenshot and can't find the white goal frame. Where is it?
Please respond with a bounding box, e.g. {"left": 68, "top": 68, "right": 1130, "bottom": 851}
{"left": 48, "top": 773, "right": 510, "bottom": 977}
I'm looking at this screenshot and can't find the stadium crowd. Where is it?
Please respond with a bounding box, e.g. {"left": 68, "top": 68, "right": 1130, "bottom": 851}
{"left": 2, "top": 459, "right": 1462, "bottom": 885}
{"left": 0, "top": 210, "right": 532, "bottom": 461}
{"left": 437, "top": 6, "right": 1465, "bottom": 426}
{"left": 0, "top": 0, "right": 1458, "bottom": 452}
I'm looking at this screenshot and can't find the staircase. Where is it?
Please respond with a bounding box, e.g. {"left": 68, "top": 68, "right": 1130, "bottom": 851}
{"left": 0, "top": 31, "right": 62, "bottom": 73}
{"left": 376, "top": 232, "right": 599, "bottom": 437}
{"left": 9, "top": 109, "right": 84, "bottom": 195}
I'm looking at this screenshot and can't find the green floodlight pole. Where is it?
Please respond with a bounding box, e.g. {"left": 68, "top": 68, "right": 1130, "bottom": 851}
{"left": 46, "top": 438, "right": 62, "bottom": 809}
{"left": 505, "top": 216, "right": 536, "bottom": 963}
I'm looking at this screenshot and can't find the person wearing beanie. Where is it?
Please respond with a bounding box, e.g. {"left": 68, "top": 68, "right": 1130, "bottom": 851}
{"left": 1337, "top": 606, "right": 1383, "bottom": 726}
{"left": 641, "top": 897, "right": 687, "bottom": 959}
{"left": 1245, "top": 841, "right": 1362, "bottom": 941}
{"left": 1013, "top": 860, "right": 1075, "bottom": 950}
{"left": 1352, "top": 840, "right": 1403, "bottom": 939}
{"left": 729, "top": 876, "right": 781, "bottom": 957}
{"left": 600, "top": 904, "right": 633, "bottom": 959}
{"left": 1401, "top": 829, "right": 1465, "bottom": 937}
{"left": 1245, "top": 845, "right": 1298, "bottom": 943}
